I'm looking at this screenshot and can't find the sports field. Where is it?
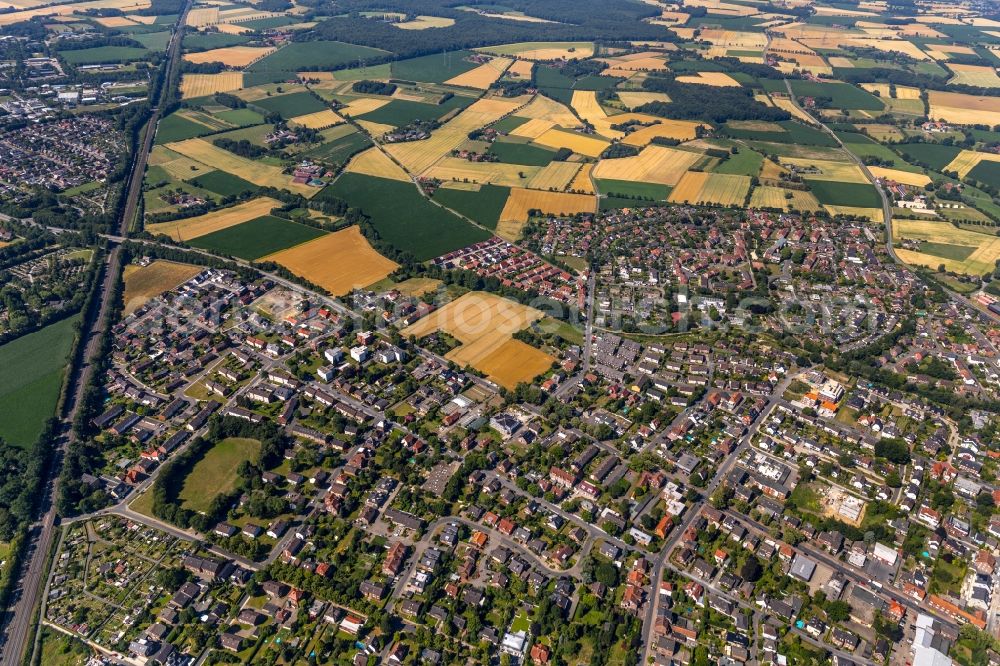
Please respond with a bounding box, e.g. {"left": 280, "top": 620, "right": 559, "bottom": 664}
{"left": 401, "top": 291, "right": 554, "bottom": 388}
{"left": 146, "top": 197, "right": 280, "bottom": 240}
{"left": 122, "top": 260, "right": 202, "bottom": 315}
{"left": 178, "top": 437, "right": 261, "bottom": 513}
{"left": 894, "top": 218, "right": 1000, "bottom": 275}
{"left": 592, "top": 145, "right": 701, "bottom": 186}
{"left": 262, "top": 226, "right": 398, "bottom": 296}
{"left": 0, "top": 315, "right": 79, "bottom": 447}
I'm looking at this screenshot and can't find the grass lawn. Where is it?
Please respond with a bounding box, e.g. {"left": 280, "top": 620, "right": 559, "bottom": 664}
{"left": 0, "top": 315, "right": 79, "bottom": 447}
{"left": 189, "top": 215, "right": 327, "bottom": 260}
{"left": 249, "top": 41, "right": 389, "bottom": 72}
{"left": 320, "top": 173, "right": 490, "bottom": 260}
{"left": 788, "top": 482, "right": 822, "bottom": 514}
{"left": 252, "top": 91, "right": 328, "bottom": 119}
{"left": 806, "top": 179, "right": 882, "bottom": 207}
{"left": 179, "top": 437, "right": 261, "bottom": 513}
{"left": 432, "top": 184, "right": 511, "bottom": 229}
{"left": 391, "top": 50, "right": 479, "bottom": 83}
{"left": 537, "top": 316, "right": 584, "bottom": 344}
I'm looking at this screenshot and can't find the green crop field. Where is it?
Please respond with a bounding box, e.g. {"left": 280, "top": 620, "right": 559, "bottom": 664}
{"left": 599, "top": 195, "right": 648, "bottom": 210}
{"left": 240, "top": 15, "right": 299, "bottom": 30}
{"left": 968, "top": 160, "right": 1000, "bottom": 189}
{"left": 249, "top": 41, "right": 390, "bottom": 72}
{"left": 178, "top": 437, "right": 261, "bottom": 513}
{"left": 894, "top": 142, "right": 962, "bottom": 170}
{"left": 778, "top": 80, "right": 885, "bottom": 111}
{"left": 595, "top": 179, "right": 671, "bottom": 201}
{"left": 189, "top": 215, "right": 326, "bottom": 259}
{"left": 133, "top": 31, "right": 170, "bottom": 51}
{"left": 918, "top": 241, "right": 977, "bottom": 261}
{"left": 183, "top": 32, "right": 250, "bottom": 51}
{"left": 433, "top": 184, "right": 511, "bottom": 229}
{"left": 713, "top": 148, "right": 764, "bottom": 176}
{"left": 806, "top": 180, "right": 882, "bottom": 207}
{"left": 154, "top": 113, "right": 214, "bottom": 144}
{"left": 304, "top": 129, "right": 371, "bottom": 164}
{"left": 391, "top": 50, "right": 479, "bottom": 83}
{"left": 211, "top": 108, "right": 266, "bottom": 127}
{"left": 356, "top": 95, "right": 473, "bottom": 126}
{"left": 191, "top": 170, "right": 259, "bottom": 197}
{"left": 59, "top": 45, "right": 149, "bottom": 65}
{"left": 320, "top": 173, "right": 490, "bottom": 260}
{"left": 487, "top": 139, "right": 556, "bottom": 166}
{"left": 252, "top": 91, "right": 328, "bottom": 118}
{"left": 492, "top": 116, "right": 529, "bottom": 134}
{"left": 837, "top": 132, "right": 919, "bottom": 167}
{"left": 0, "top": 315, "right": 79, "bottom": 447}
{"left": 724, "top": 120, "right": 838, "bottom": 147}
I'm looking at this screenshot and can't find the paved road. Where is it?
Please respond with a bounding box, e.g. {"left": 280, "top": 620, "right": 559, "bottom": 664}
{"left": 0, "top": 6, "right": 190, "bottom": 664}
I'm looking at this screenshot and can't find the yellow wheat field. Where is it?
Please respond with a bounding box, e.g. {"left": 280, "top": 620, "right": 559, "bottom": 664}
{"left": 771, "top": 97, "right": 816, "bottom": 124}
{"left": 499, "top": 188, "right": 595, "bottom": 223}
{"left": 929, "top": 91, "right": 1000, "bottom": 126}
{"left": 186, "top": 7, "right": 219, "bottom": 26}
{"left": 622, "top": 120, "right": 705, "bottom": 145}
{"left": 533, "top": 128, "right": 609, "bottom": 158}
{"left": 386, "top": 97, "right": 525, "bottom": 174}
{"left": 675, "top": 71, "right": 742, "bottom": 87}
{"left": 616, "top": 91, "right": 671, "bottom": 109}
{"left": 825, "top": 205, "right": 884, "bottom": 223}
{"left": 262, "top": 226, "right": 398, "bottom": 296}
{"left": 425, "top": 157, "right": 540, "bottom": 187}
{"left": 289, "top": 109, "right": 344, "bottom": 129}
{"left": 339, "top": 97, "right": 390, "bottom": 116}
{"left": 508, "top": 59, "right": 534, "bottom": 78}
{"left": 146, "top": 197, "right": 281, "bottom": 241}
{"left": 0, "top": 0, "right": 150, "bottom": 26}
{"left": 943, "top": 150, "right": 1000, "bottom": 178}
{"left": 165, "top": 139, "right": 317, "bottom": 196}
{"left": 948, "top": 64, "right": 1000, "bottom": 88}
{"left": 214, "top": 22, "right": 252, "bottom": 34}
{"left": 184, "top": 46, "right": 275, "bottom": 68}
{"left": 344, "top": 147, "right": 410, "bottom": 182}
{"left": 444, "top": 57, "right": 512, "bottom": 89}
{"left": 592, "top": 145, "right": 701, "bottom": 186}
{"left": 180, "top": 72, "right": 244, "bottom": 99}
{"left": 402, "top": 291, "right": 554, "bottom": 389}
{"left": 525, "top": 161, "right": 582, "bottom": 191}
{"left": 669, "top": 172, "right": 750, "bottom": 206}
{"left": 750, "top": 186, "right": 822, "bottom": 212}
{"left": 780, "top": 157, "right": 869, "bottom": 183}
{"left": 867, "top": 166, "right": 931, "bottom": 187}
{"left": 860, "top": 83, "right": 922, "bottom": 99}
{"left": 509, "top": 118, "right": 556, "bottom": 139}
{"left": 568, "top": 163, "right": 595, "bottom": 193}
{"left": 94, "top": 15, "right": 136, "bottom": 26}
{"left": 356, "top": 120, "right": 396, "bottom": 137}
{"left": 516, "top": 94, "right": 579, "bottom": 127}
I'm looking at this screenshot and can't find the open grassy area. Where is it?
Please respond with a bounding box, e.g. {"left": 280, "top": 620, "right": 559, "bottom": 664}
{"left": 0, "top": 315, "right": 79, "bottom": 447}
{"left": 433, "top": 184, "right": 511, "bottom": 229}
{"left": 178, "top": 437, "right": 261, "bottom": 513}
{"left": 320, "top": 173, "right": 491, "bottom": 260}
{"left": 188, "top": 215, "right": 326, "bottom": 260}
{"left": 39, "top": 626, "right": 92, "bottom": 666}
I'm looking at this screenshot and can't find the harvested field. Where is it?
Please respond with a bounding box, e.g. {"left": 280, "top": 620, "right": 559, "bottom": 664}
{"left": 675, "top": 71, "right": 741, "bottom": 87}
{"left": 394, "top": 277, "right": 443, "bottom": 296}
{"left": 868, "top": 166, "right": 932, "bottom": 187}
{"left": 948, "top": 64, "right": 1000, "bottom": 88}
{"left": 425, "top": 157, "right": 539, "bottom": 188}
{"left": 94, "top": 15, "right": 136, "bottom": 26}
{"left": 943, "top": 150, "right": 1000, "bottom": 178}
{"left": 165, "top": 138, "right": 316, "bottom": 196}
{"left": 146, "top": 197, "right": 281, "bottom": 240}
{"left": 357, "top": 120, "right": 396, "bottom": 137}
{"left": 616, "top": 91, "right": 671, "bottom": 109}
{"left": 339, "top": 97, "right": 391, "bottom": 117}
{"left": 533, "top": 128, "right": 609, "bottom": 157}
{"left": 401, "top": 291, "right": 554, "bottom": 389}
{"left": 445, "top": 57, "right": 512, "bottom": 89}
{"left": 894, "top": 218, "right": 1000, "bottom": 274}
{"left": 780, "top": 157, "right": 869, "bottom": 183}
{"left": 591, "top": 145, "right": 701, "bottom": 186}
{"left": 386, "top": 97, "right": 525, "bottom": 174}
{"left": 183, "top": 46, "right": 275, "bottom": 67}
{"left": 824, "top": 205, "right": 883, "bottom": 223}
{"left": 344, "top": 147, "right": 410, "bottom": 181}
{"left": 772, "top": 97, "right": 816, "bottom": 124}
{"left": 669, "top": 171, "right": 750, "bottom": 206}
{"left": 289, "top": 109, "right": 344, "bottom": 129}
{"left": 622, "top": 120, "right": 705, "bottom": 145}
{"left": 499, "top": 187, "right": 595, "bottom": 225}
{"left": 185, "top": 7, "right": 218, "bottom": 26}
{"left": 508, "top": 59, "right": 534, "bottom": 78}
{"left": 262, "top": 225, "right": 398, "bottom": 295}
{"left": 515, "top": 94, "right": 579, "bottom": 127}
{"left": 509, "top": 118, "right": 555, "bottom": 139}
{"left": 123, "top": 260, "right": 202, "bottom": 315}
{"left": 477, "top": 41, "right": 595, "bottom": 61}
{"left": 526, "top": 161, "right": 582, "bottom": 191}
{"left": 749, "top": 185, "right": 822, "bottom": 211}
{"left": 394, "top": 15, "right": 455, "bottom": 29}
{"left": 569, "top": 163, "right": 595, "bottom": 193}
{"left": 929, "top": 91, "right": 1000, "bottom": 126}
